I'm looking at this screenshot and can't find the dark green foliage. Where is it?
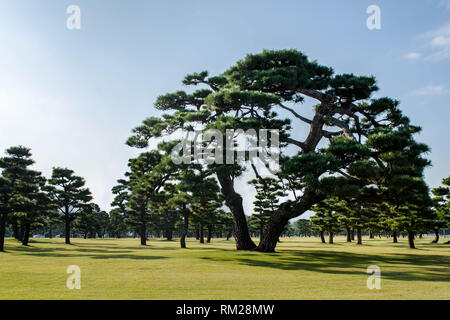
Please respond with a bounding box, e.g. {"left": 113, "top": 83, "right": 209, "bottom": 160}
{"left": 430, "top": 176, "right": 450, "bottom": 243}
{"left": 0, "top": 146, "right": 37, "bottom": 250}
{"left": 47, "top": 167, "right": 93, "bottom": 244}
{"left": 125, "top": 49, "right": 435, "bottom": 251}
{"left": 249, "top": 177, "right": 286, "bottom": 240}
{"left": 74, "top": 203, "right": 109, "bottom": 238}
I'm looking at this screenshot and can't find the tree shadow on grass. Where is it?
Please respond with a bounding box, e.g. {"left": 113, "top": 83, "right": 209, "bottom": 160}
{"left": 5, "top": 245, "right": 169, "bottom": 260}
{"left": 200, "top": 250, "right": 450, "bottom": 282}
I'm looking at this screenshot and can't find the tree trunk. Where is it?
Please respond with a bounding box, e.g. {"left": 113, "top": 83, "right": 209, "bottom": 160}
{"left": 226, "top": 231, "right": 232, "bottom": 241}
{"left": 432, "top": 228, "right": 439, "bottom": 243}
{"left": 408, "top": 231, "right": 415, "bottom": 249}
{"left": 217, "top": 173, "right": 256, "bottom": 250}
{"left": 356, "top": 228, "right": 362, "bottom": 245}
{"left": 165, "top": 229, "right": 173, "bottom": 241}
{"left": 0, "top": 213, "right": 7, "bottom": 251}
{"left": 206, "top": 225, "right": 212, "bottom": 243}
{"left": 351, "top": 229, "right": 355, "bottom": 241}
{"left": 65, "top": 219, "right": 71, "bottom": 245}
{"left": 328, "top": 231, "right": 334, "bottom": 244}
{"left": 369, "top": 231, "right": 374, "bottom": 239}
{"left": 393, "top": 230, "right": 398, "bottom": 243}
{"left": 140, "top": 224, "right": 147, "bottom": 246}
{"left": 195, "top": 225, "right": 200, "bottom": 240}
{"left": 12, "top": 220, "right": 20, "bottom": 240}
{"left": 180, "top": 214, "right": 189, "bottom": 249}
{"left": 22, "top": 223, "right": 31, "bottom": 246}
{"left": 259, "top": 223, "right": 264, "bottom": 242}
{"left": 257, "top": 188, "right": 324, "bottom": 252}
{"left": 199, "top": 224, "right": 204, "bottom": 244}
{"left": 346, "top": 227, "right": 352, "bottom": 242}
{"left": 320, "top": 231, "right": 325, "bottom": 243}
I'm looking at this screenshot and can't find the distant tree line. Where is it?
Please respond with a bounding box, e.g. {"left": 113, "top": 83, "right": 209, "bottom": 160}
{"left": 0, "top": 145, "right": 447, "bottom": 252}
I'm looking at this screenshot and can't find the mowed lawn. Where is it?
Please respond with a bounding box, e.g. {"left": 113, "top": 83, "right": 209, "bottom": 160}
{"left": 0, "top": 237, "right": 449, "bottom": 300}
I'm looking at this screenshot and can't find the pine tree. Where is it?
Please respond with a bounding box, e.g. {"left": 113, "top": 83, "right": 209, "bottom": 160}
{"left": 249, "top": 177, "right": 286, "bottom": 241}
{"left": 311, "top": 199, "right": 341, "bottom": 244}
{"left": 0, "top": 146, "right": 36, "bottom": 251}
{"left": 296, "top": 219, "right": 313, "bottom": 237}
{"left": 18, "top": 173, "right": 54, "bottom": 246}
{"left": 431, "top": 176, "right": 450, "bottom": 244}
{"left": 47, "top": 167, "right": 92, "bottom": 244}
{"left": 126, "top": 49, "right": 431, "bottom": 252}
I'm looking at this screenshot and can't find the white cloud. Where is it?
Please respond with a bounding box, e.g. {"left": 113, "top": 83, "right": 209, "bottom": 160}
{"left": 405, "top": 22, "right": 450, "bottom": 61}
{"left": 423, "top": 23, "right": 450, "bottom": 60}
{"left": 411, "top": 84, "right": 450, "bottom": 96}
{"left": 404, "top": 52, "right": 423, "bottom": 60}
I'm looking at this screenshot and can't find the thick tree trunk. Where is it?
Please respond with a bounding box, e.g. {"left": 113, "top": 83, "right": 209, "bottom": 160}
{"left": 12, "top": 220, "right": 20, "bottom": 240}
{"left": 328, "top": 231, "right": 334, "bottom": 244}
{"left": 217, "top": 173, "right": 256, "bottom": 250}
{"left": 351, "top": 229, "right": 355, "bottom": 241}
{"left": 206, "top": 225, "right": 212, "bottom": 243}
{"left": 22, "top": 223, "right": 31, "bottom": 246}
{"left": 195, "top": 225, "right": 200, "bottom": 240}
{"left": 356, "top": 228, "right": 362, "bottom": 245}
{"left": 199, "top": 224, "right": 204, "bottom": 244}
{"left": 393, "top": 230, "right": 398, "bottom": 243}
{"left": 140, "top": 224, "right": 147, "bottom": 246}
{"left": 19, "top": 224, "right": 26, "bottom": 241}
{"left": 65, "top": 219, "right": 71, "bottom": 245}
{"left": 226, "top": 231, "right": 232, "bottom": 241}
{"left": 165, "top": 229, "right": 173, "bottom": 241}
{"left": 0, "top": 213, "right": 7, "bottom": 251}
{"left": 369, "top": 231, "right": 374, "bottom": 239}
{"left": 432, "top": 228, "right": 439, "bottom": 243}
{"left": 346, "top": 227, "right": 352, "bottom": 242}
{"left": 257, "top": 189, "right": 324, "bottom": 252}
{"left": 408, "top": 231, "right": 415, "bottom": 249}
{"left": 319, "top": 231, "right": 325, "bottom": 243}
{"left": 180, "top": 214, "right": 189, "bottom": 249}
{"left": 259, "top": 223, "right": 264, "bottom": 242}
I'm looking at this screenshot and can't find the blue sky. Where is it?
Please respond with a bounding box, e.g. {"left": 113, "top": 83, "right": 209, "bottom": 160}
{"left": 0, "top": 0, "right": 449, "bottom": 218}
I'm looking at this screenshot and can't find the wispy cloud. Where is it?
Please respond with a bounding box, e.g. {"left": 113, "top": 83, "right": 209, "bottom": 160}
{"left": 404, "top": 52, "right": 423, "bottom": 60}
{"left": 411, "top": 84, "right": 450, "bottom": 96}
{"left": 423, "top": 22, "right": 450, "bottom": 60}
{"left": 404, "top": 22, "right": 450, "bottom": 61}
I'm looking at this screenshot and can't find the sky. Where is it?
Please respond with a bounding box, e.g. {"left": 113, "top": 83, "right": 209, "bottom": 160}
{"left": 0, "top": 0, "right": 449, "bottom": 219}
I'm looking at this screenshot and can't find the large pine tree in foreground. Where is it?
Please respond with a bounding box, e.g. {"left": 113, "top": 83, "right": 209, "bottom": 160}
{"left": 126, "top": 49, "right": 431, "bottom": 252}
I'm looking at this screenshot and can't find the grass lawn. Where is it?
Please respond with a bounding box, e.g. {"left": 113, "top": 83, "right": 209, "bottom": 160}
{"left": 0, "top": 236, "right": 449, "bottom": 300}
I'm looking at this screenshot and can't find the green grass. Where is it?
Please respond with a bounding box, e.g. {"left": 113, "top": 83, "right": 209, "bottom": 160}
{"left": 0, "top": 236, "right": 449, "bottom": 300}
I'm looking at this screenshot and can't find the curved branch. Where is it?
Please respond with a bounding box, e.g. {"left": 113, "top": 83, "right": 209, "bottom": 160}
{"left": 278, "top": 103, "right": 312, "bottom": 124}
